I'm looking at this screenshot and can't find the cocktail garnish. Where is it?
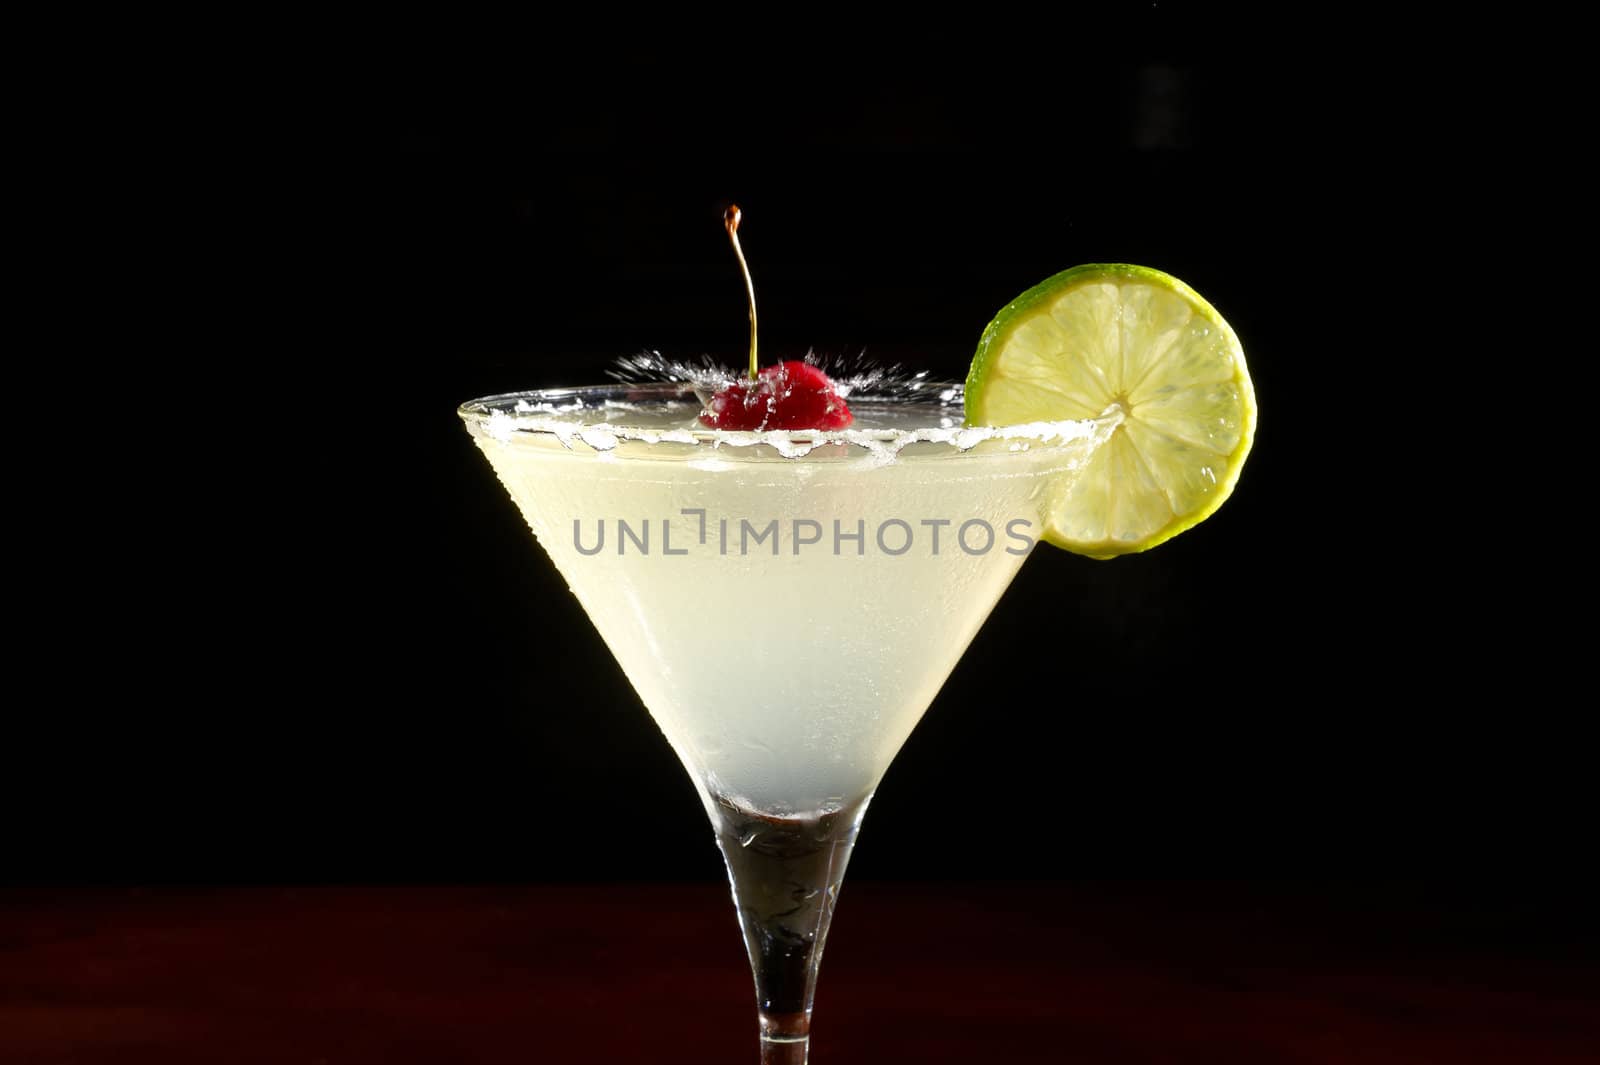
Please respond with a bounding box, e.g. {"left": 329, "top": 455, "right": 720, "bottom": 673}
{"left": 700, "top": 205, "right": 854, "bottom": 430}
{"left": 700, "top": 359, "right": 854, "bottom": 430}
{"left": 964, "top": 263, "right": 1255, "bottom": 557}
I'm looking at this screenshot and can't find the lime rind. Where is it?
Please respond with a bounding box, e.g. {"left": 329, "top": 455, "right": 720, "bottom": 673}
{"left": 965, "top": 264, "right": 1256, "bottom": 559}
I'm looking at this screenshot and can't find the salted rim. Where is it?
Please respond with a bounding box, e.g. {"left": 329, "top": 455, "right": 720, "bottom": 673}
{"left": 458, "top": 383, "right": 1120, "bottom": 461}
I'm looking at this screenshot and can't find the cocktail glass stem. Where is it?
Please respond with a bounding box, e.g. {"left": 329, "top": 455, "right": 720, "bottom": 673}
{"left": 710, "top": 794, "right": 871, "bottom": 1064}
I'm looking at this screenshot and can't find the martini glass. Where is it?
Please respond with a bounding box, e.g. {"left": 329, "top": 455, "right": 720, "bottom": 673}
{"left": 459, "top": 382, "right": 1117, "bottom": 1063}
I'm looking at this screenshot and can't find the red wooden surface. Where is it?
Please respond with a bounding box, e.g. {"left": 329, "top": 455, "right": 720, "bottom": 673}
{"left": 2, "top": 884, "right": 1594, "bottom": 1064}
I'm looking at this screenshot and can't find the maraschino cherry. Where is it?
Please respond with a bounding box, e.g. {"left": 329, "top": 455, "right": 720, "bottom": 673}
{"left": 699, "top": 205, "right": 853, "bottom": 431}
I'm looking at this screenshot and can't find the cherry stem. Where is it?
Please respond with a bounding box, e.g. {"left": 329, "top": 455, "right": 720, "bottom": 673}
{"left": 725, "top": 205, "right": 758, "bottom": 380}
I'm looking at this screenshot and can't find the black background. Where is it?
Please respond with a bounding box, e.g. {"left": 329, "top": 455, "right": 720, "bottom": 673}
{"left": 14, "top": 11, "right": 1589, "bottom": 945}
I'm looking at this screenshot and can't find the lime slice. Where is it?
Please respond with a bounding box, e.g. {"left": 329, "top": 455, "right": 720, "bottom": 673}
{"left": 965, "top": 263, "right": 1256, "bottom": 558}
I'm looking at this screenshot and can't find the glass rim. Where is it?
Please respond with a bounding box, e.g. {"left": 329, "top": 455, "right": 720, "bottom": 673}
{"left": 458, "top": 382, "right": 1118, "bottom": 462}
{"left": 455, "top": 381, "right": 959, "bottom": 421}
